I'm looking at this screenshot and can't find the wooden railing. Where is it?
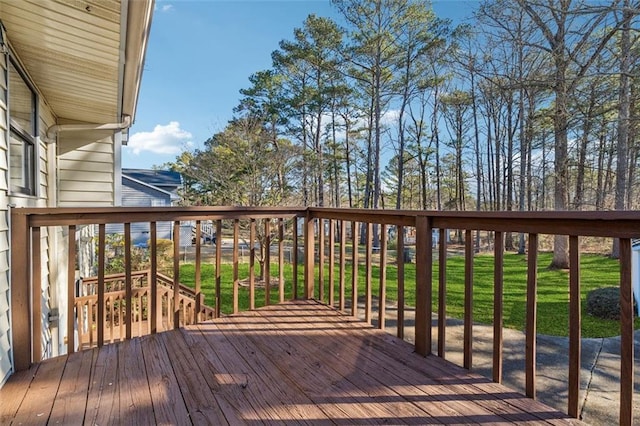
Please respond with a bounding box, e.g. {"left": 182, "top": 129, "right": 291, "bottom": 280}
{"left": 76, "top": 270, "right": 216, "bottom": 348}
{"left": 11, "top": 206, "right": 305, "bottom": 365}
{"left": 303, "top": 208, "right": 637, "bottom": 426}
{"left": 10, "top": 206, "right": 639, "bottom": 425}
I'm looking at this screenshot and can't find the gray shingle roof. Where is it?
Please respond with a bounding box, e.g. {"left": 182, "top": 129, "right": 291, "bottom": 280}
{"left": 122, "top": 169, "right": 182, "bottom": 189}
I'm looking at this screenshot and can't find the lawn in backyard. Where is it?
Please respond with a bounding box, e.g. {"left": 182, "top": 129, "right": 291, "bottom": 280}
{"left": 179, "top": 252, "right": 637, "bottom": 338}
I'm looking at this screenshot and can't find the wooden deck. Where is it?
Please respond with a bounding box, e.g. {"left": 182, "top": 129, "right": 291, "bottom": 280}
{"left": 1, "top": 301, "right": 582, "bottom": 425}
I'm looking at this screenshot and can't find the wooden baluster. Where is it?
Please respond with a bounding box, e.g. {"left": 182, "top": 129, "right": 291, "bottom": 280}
{"left": 568, "top": 235, "right": 580, "bottom": 417}
{"left": 195, "top": 220, "right": 201, "bottom": 323}
{"left": 278, "top": 218, "right": 285, "bottom": 303}
{"left": 172, "top": 222, "right": 180, "bottom": 328}
{"left": 415, "top": 217, "right": 433, "bottom": 356}
{"left": 318, "top": 218, "right": 325, "bottom": 302}
{"left": 463, "top": 229, "right": 473, "bottom": 370}
{"left": 107, "top": 295, "right": 113, "bottom": 343}
{"left": 156, "top": 291, "right": 162, "bottom": 331}
{"left": 150, "top": 222, "right": 157, "bottom": 334}
{"left": 378, "top": 224, "right": 387, "bottom": 330}
{"left": 328, "top": 219, "right": 335, "bottom": 307}
{"left": 438, "top": 228, "right": 447, "bottom": 358}
{"left": 89, "top": 301, "right": 95, "bottom": 346}
{"left": 32, "top": 226, "right": 41, "bottom": 361}
{"left": 68, "top": 225, "right": 76, "bottom": 354}
{"left": 144, "top": 288, "right": 150, "bottom": 335}
{"left": 120, "top": 294, "right": 125, "bottom": 340}
{"left": 265, "top": 218, "right": 271, "bottom": 306}
{"left": 233, "top": 219, "right": 239, "bottom": 313}
{"left": 215, "top": 220, "right": 222, "bottom": 317}
{"left": 88, "top": 301, "right": 93, "bottom": 346}
{"left": 526, "top": 233, "right": 538, "bottom": 398}
{"left": 77, "top": 301, "right": 85, "bottom": 348}
{"left": 125, "top": 223, "right": 132, "bottom": 339}
{"left": 131, "top": 289, "right": 141, "bottom": 337}
{"left": 88, "top": 301, "right": 92, "bottom": 346}
{"left": 304, "top": 213, "right": 315, "bottom": 300}
{"left": 351, "top": 221, "right": 359, "bottom": 317}
{"left": 493, "top": 231, "right": 504, "bottom": 383}
{"left": 365, "top": 222, "right": 373, "bottom": 324}
{"left": 98, "top": 224, "right": 105, "bottom": 346}
{"left": 250, "top": 218, "right": 256, "bottom": 309}
{"left": 620, "top": 238, "right": 633, "bottom": 426}
{"left": 339, "top": 220, "right": 346, "bottom": 311}
{"left": 397, "top": 225, "right": 405, "bottom": 339}
{"left": 292, "top": 217, "right": 298, "bottom": 300}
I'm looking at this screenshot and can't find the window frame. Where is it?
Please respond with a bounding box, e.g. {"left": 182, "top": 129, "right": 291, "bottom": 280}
{"left": 7, "top": 55, "right": 38, "bottom": 197}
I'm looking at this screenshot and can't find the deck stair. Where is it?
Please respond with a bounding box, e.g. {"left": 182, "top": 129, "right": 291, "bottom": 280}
{"left": 76, "top": 270, "right": 215, "bottom": 348}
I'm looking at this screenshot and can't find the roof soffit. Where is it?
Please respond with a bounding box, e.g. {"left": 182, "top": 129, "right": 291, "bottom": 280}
{"left": 0, "top": 0, "right": 153, "bottom": 125}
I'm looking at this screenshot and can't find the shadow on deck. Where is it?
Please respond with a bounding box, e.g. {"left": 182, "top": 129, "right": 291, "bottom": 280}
{"left": 1, "top": 301, "right": 583, "bottom": 425}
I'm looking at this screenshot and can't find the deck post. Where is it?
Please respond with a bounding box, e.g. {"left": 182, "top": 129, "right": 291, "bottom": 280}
{"left": 304, "top": 211, "right": 315, "bottom": 299}
{"left": 620, "top": 238, "right": 633, "bottom": 426}
{"left": 415, "top": 216, "right": 433, "bottom": 356}
{"left": 11, "top": 210, "right": 31, "bottom": 371}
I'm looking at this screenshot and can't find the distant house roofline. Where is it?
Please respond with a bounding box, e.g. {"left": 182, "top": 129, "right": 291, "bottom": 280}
{"left": 122, "top": 168, "right": 182, "bottom": 188}
{"left": 122, "top": 169, "right": 182, "bottom": 201}
{"left": 122, "top": 175, "right": 179, "bottom": 200}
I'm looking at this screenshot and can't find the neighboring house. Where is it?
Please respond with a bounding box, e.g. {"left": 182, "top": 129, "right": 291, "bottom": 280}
{"left": 117, "top": 168, "right": 182, "bottom": 245}
{"left": 0, "top": 1, "right": 153, "bottom": 385}
{"left": 122, "top": 168, "right": 183, "bottom": 203}
{"left": 119, "top": 169, "right": 215, "bottom": 247}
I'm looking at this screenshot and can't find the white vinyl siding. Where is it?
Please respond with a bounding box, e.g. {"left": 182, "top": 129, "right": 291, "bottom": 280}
{"left": 35, "top": 100, "right": 54, "bottom": 360}
{"left": 0, "top": 46, "right": 11, "bottom": 385}
{"left": 0, "top": 37, "right": 57, "bottom": 383}
{"left": 58, "top": 137, "right": 114, "bottom": 206}
{"left": 38, "top": 107, "right": 54, "bottom": 203}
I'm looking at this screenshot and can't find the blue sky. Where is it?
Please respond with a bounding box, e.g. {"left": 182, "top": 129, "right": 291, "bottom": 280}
{"left": 123, "top": 0, "right": 478, "bottom": 170}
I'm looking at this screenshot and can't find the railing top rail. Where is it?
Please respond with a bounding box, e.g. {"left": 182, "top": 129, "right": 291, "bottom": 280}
{"left": 13, "top": 206, "right": 307, "bottom": 227}
{"left": 11, "top": 205, "right": 640, "bottom": 238}
{"left": 82, "top": 270, "right": 149, "bottom": 284}
{"left": 309, "top": 207, "right": 640, "bottom": 238}
{"left": 309, "top": 206, "right": 640, "bottom": 220}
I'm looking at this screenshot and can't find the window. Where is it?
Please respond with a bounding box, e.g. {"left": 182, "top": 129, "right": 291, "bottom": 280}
{"left": 8, "top": 58, "right": 36, "bottom": 196}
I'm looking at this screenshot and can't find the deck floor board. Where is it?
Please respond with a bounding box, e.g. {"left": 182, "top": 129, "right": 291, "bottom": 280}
{"left": 0, "top": 301, "right": 583, "bottom": 425}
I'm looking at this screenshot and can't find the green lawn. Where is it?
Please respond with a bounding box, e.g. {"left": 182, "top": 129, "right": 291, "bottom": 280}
{"left": 179, "top": 252, "right": 637, "bottom": 338}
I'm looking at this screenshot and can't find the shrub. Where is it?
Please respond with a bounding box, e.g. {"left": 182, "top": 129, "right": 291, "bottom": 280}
{"left": 586, "top": 287, "right": 628, "bottom": 320}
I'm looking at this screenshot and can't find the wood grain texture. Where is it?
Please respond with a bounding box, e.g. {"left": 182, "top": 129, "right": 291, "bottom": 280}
{"left": 1, "top": 301, "right": 582, "bottom": 425}
{"left": 397, "top": 225, "right": 405, "bottom": 340}
{"left": 526, "top": 233, "right": 538, "bottom": 399}
{"left": 620, "top": 238, "right": 633, "bottom": 426}
{"left": 568, "top": 235, "right": 580, "bottom": 418}
{"left": 493, "top": 231, "right": 504, "bottom": 384}
{"left": 32, "top": 226, "right": 41, "bottom": 362}
{"left": 463, "top": 229, "right": 473, "bottom": 370}
{"left": 438, "top": 228, "right": 447, "bottom": 358}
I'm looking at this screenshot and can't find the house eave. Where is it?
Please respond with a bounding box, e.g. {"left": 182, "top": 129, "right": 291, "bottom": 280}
{"left": 0, "top": 0, "right": 154, "bottom": 126}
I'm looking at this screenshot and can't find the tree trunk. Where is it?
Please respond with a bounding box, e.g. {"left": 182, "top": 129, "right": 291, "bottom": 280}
{"left": 573, "top": 89, "right": 596, "bottom": 210}
{"left": 612, "top": 0, "right": 632, "bottom": 259}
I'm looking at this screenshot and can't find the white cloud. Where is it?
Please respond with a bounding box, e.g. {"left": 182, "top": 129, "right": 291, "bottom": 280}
{"left": 127, "top": 121, "right": 192, "bottom": 155}
{"left": 161, "top": 4, "right": 174, "bottom": 12}
{"left": 380, "top": 109, "right": 400, "bottom": 126}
